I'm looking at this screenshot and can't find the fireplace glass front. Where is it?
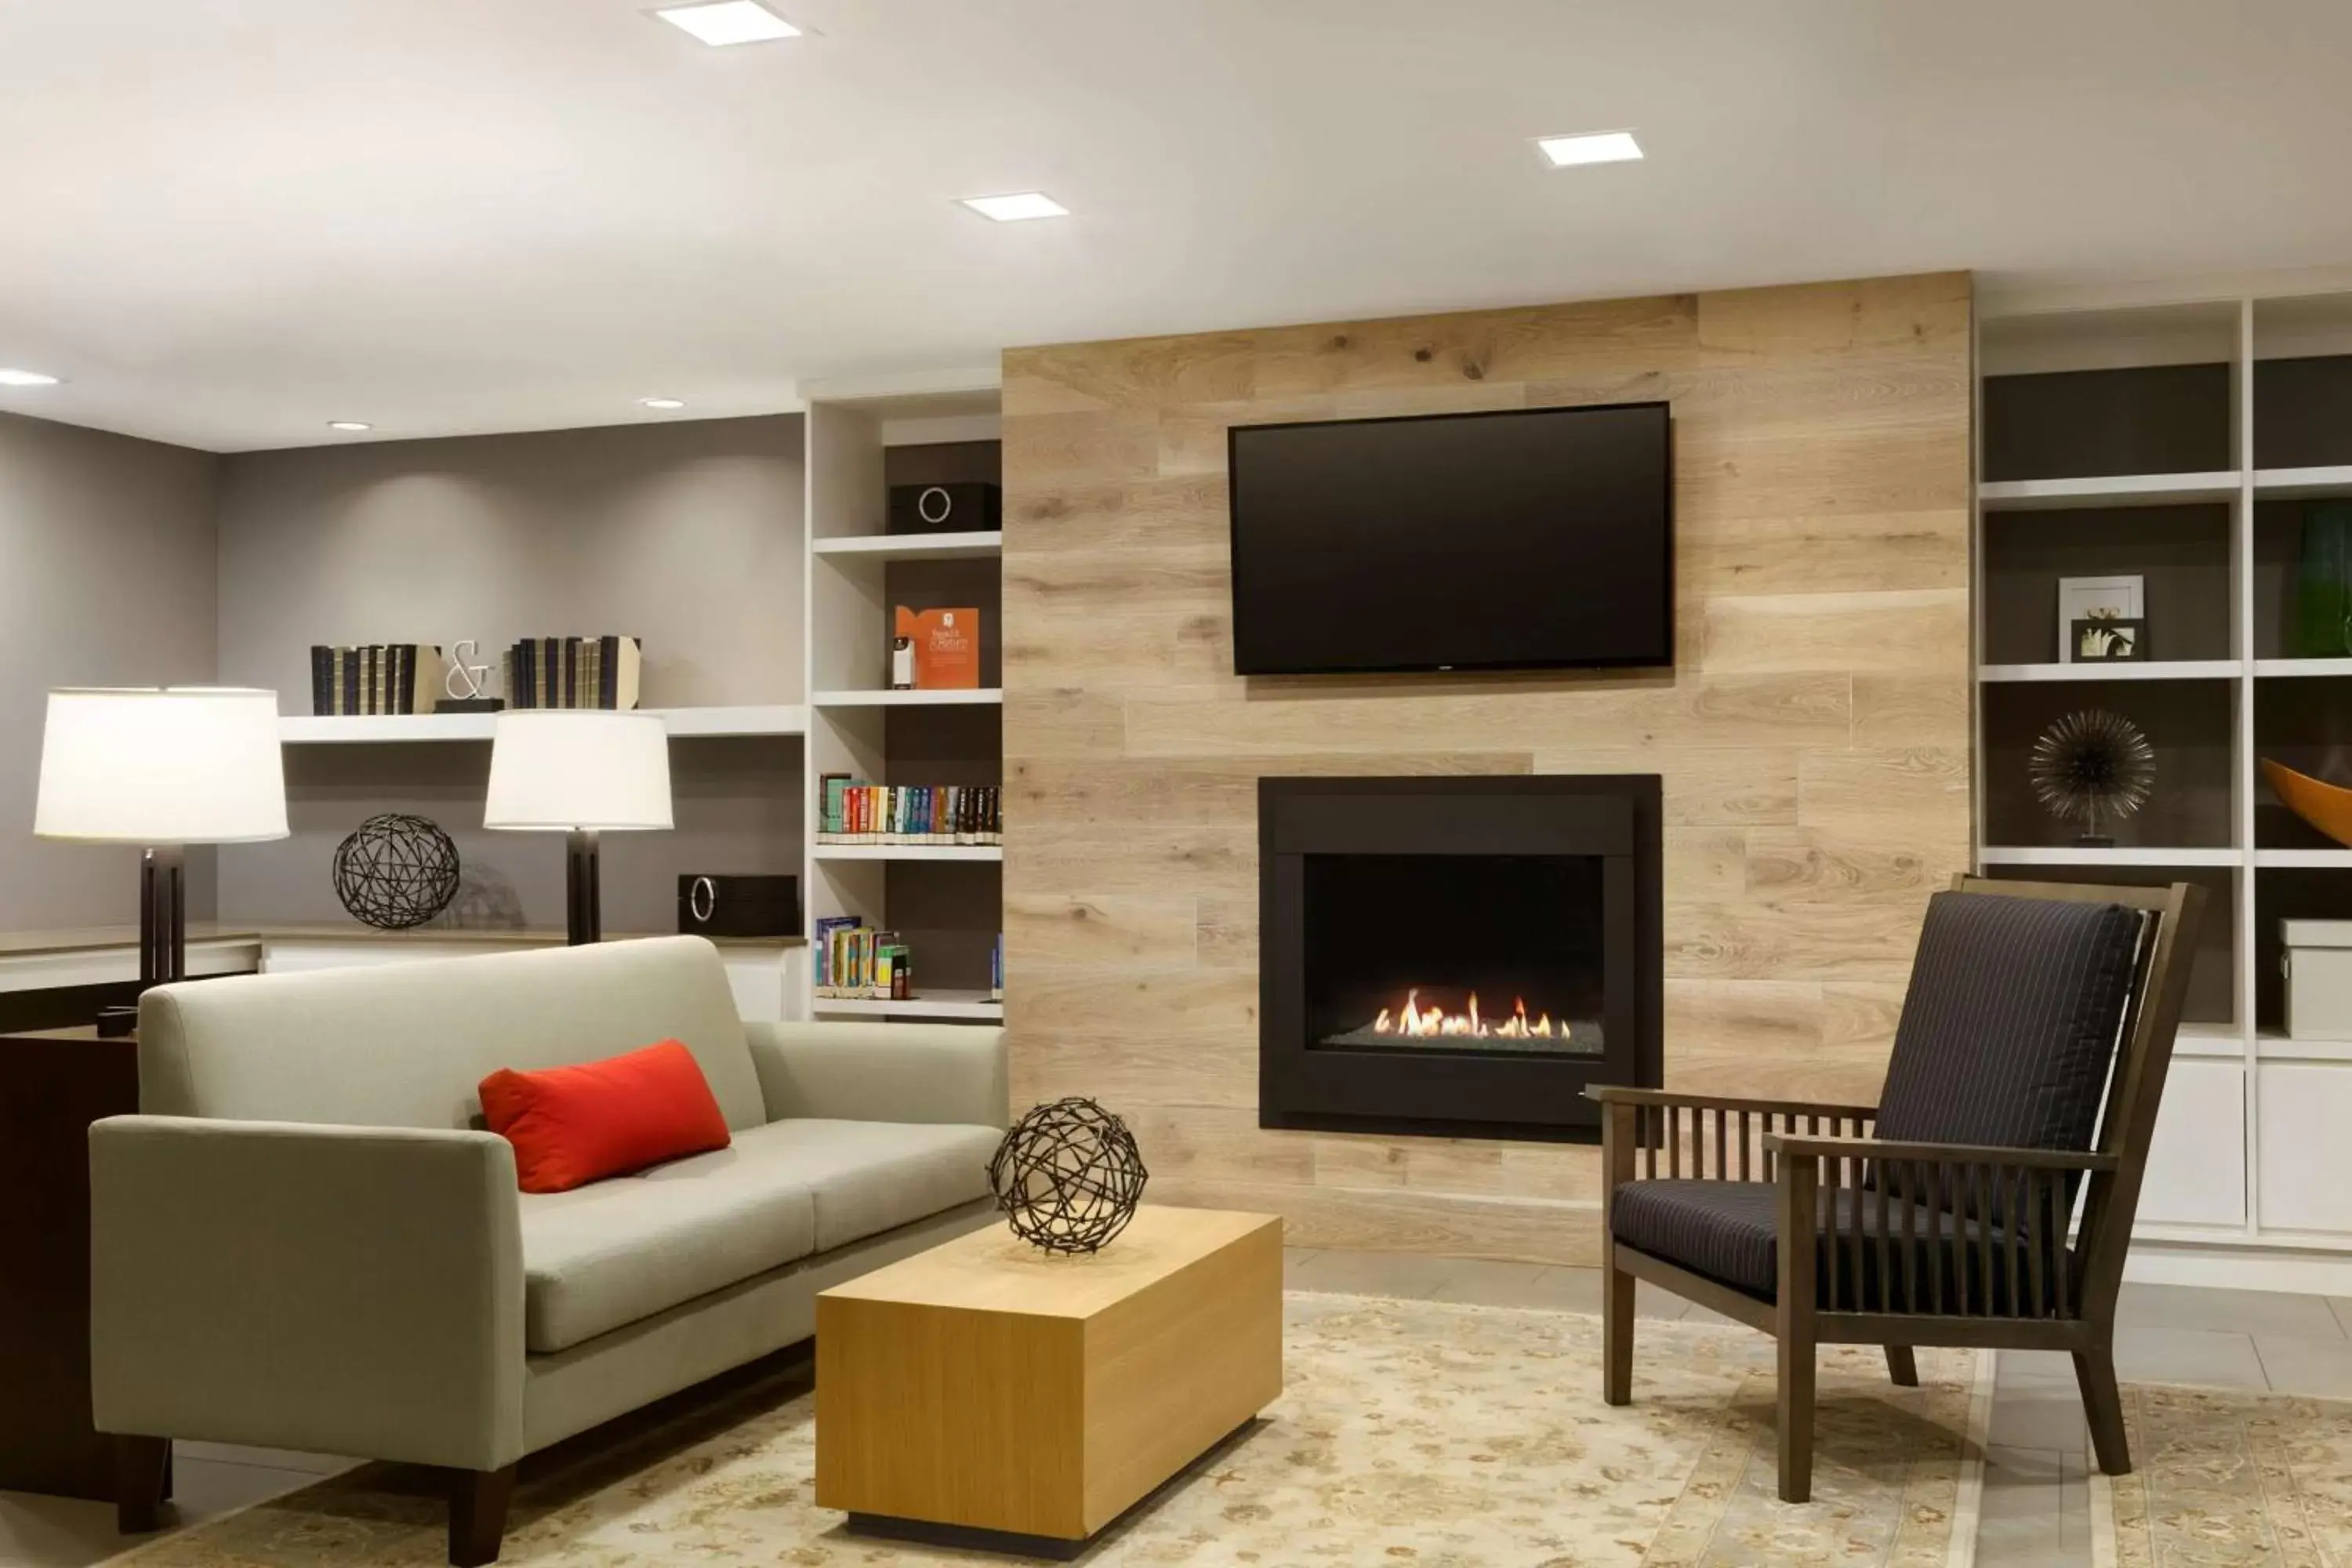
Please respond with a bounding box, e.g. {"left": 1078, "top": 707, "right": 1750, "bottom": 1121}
{"left": 1302, "top": 852, "right": 1606, "bottom": 1057}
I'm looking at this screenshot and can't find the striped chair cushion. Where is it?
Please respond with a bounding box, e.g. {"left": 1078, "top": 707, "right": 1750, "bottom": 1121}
{"left": 1871, "top": 891, "right": 2143, "bottom": 1156}
{"left": 1612, "top": 1178, "right": 2054, "bottom": 1312}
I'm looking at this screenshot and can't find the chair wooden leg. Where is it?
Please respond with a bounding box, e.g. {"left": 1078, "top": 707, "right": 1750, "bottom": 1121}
{"left": 1777, "top": 1327, "right": 1817, "bottom": 1502}
{"left": 2074, "top": 1348, "right": 2132, "bottom": 1476}
{"left": 114, "top": 1436, "right": 170, "bottom": 1534}
{"left": 1603, "top": 1255, "right": 1635, "bottom": 1406}
{"left": 448, "top": 1465, "right": 516, "bottom": 1567}
{"left": 1776, "top": 1156, "right": 1820, "bottom": 1504}
{"left": 1885, "top": 1345, "right": 1919, "bottom": 1387}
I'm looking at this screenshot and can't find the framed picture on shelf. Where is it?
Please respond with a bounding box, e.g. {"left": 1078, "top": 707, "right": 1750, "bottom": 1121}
{"left": 2071, "top": 616, "right": 2147, "bottom": 662}
{"left": 2056, "top": 575, "right": 2144, "bottom": 663}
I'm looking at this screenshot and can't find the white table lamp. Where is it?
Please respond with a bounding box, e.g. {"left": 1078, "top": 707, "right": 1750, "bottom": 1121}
{"left": 34, "top": 688, "right": 289, "bottom": 985}
{"left": 484, "top": 710, "right": 673, "bottom": 944}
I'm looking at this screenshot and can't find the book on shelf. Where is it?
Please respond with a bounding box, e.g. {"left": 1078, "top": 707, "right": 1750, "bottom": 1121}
{"left": 815, "top": 781, "right": 1002, "bottom": 847}
{"left": 499, "top": 635, "right": 642, "bottom": 710}
{"left": 893, "top": 604, "right": 982, "bottom": 690}
{"left": 990, "top": 931, "right": 1004, "bottom": 1003}
{"left": 811, "top": 916, "right": 913, "bottom": 1001}
{"left": 310, "top": 644, "right": 447, "bottom": 716}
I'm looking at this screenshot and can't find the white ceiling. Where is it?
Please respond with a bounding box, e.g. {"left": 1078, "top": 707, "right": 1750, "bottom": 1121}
{"left": 5, "top": 0, "right": 2352, "bottom": 452}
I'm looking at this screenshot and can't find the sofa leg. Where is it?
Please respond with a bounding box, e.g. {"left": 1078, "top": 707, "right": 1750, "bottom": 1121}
{"left": 115, "top": 1436, "right": 171, "bottom": 1534}
{"left": 1885, "top": 1345, "right": 1919, "bottom": 1387}
{"left": 448, "top": 1465, "right": 516, "bottom": 1567}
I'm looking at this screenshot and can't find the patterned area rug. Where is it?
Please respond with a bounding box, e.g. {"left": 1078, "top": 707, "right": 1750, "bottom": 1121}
{"left": 2094, "top": 1382, "right": 2352, "bottom": 1566}
{"left": 114, "top": 1294, "right": 1987, "bottom": 1566}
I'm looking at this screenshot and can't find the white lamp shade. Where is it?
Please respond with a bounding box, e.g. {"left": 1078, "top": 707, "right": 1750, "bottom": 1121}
{"left": 484, "top": 710, "right": 673, "bottom": 832}
{"left": 34, "top": 688, "right": 289, "bottom": 844}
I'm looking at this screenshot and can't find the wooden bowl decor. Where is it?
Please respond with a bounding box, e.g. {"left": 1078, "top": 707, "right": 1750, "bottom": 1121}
{"left": 2262, "top": 758, "right": 2352, "bottom": 848}
{"left": 987, "top": 1098, "right": 1149, "bottom": 1255}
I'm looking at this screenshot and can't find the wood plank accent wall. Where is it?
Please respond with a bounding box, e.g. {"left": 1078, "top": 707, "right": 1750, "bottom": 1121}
{"left": 1000, "top": 273, "right": 1974, "bottom": 1264}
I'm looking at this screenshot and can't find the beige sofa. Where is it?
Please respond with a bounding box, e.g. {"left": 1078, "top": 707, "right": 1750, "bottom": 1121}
{"left": 88, "top": 935, "right": 1007, "bottom": 1565}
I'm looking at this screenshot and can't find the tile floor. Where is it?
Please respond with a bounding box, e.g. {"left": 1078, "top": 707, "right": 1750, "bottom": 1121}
{"left": 6, "top": 1259, "right": 2348, "bottom": 1567}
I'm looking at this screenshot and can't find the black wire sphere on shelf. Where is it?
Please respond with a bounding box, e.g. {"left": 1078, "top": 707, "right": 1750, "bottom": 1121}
{"left": 987, "top": 1098, "right": 1150, "bottom": 1255}
{"left": 332, "top": 813, "right": 461, "bottom": 931}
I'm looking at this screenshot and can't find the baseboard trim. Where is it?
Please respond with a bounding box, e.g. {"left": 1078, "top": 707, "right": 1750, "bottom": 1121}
{"left": 2125, "top": 1240, "right": 2352, "bottom": 1294}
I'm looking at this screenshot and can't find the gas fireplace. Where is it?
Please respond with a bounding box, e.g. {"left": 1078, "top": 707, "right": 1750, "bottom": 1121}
{"left": 1258, "top": 775, "right": 1661, "bottom": 1141}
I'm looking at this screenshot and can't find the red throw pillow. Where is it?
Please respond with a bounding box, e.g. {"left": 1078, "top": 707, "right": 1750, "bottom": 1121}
{"left": 478, "top": 1040, "right": 731, "bottom": 1194}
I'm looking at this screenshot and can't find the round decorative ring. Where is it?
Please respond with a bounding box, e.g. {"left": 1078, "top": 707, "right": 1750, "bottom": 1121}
{"left": 690, "top": 876, "right": 716, "bottom": 923}
{"left": 917, "top": 485, "right": 953, "bottom": 525}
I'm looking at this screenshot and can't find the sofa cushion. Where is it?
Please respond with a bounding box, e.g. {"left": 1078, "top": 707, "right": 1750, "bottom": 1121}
{"left": 642, "top": 1118, "right": 999, "bottom": 1254}
{"left": 519, "top": 1159, "right": 816, "bottom": 1353}
{"left": 516, "top": 1117, "right": 999, "bottom": 1352}
{"left": 137, "top": 936, "right": 765, "bottom": 1134}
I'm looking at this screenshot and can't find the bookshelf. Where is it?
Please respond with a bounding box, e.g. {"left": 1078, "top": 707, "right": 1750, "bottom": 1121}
{"left": 1977, "top": 287, "right": 2352, "bottom": 1279}
{"left": 279, "top": 704, "right": 809, "bottom": 744}
{"left": 802, "top": 383, "right": 1004, "bottom": 1023}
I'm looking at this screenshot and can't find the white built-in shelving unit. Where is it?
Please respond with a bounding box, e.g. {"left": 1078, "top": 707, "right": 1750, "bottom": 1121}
{"left": 802, "top": 380, "right": 1005, "bottom": 1025}
{"left": 1976, "top": 285, "right": 2352, "bottom": 1287}
{"left": 270, "top": 371, "right": 1006, "bottom": 1026}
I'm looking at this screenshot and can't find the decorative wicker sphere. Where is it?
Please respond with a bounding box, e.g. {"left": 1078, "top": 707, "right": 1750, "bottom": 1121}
{"left": 988, "top": 1098, "right": 1149, "bottom": 1255}
{"left": 332, "top": 813, "right": 460, "bottom": 931}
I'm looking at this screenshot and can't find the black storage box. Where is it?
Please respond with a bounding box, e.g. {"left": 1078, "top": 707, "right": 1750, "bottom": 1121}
{"left": 677, "top": 874, "right": 800, "bottom": 938}
{"left": 887, "top": 481, "right": 1001, "bottom": 535}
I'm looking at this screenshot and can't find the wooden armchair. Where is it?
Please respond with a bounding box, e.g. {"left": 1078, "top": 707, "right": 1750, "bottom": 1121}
{"left": 1589, "top": 876, "right": 2205, "bottom": 1502}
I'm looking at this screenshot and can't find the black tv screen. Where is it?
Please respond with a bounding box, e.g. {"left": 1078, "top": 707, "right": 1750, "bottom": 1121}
{"left": 1227, "top": 401, "right": 1672, "bottom": 675}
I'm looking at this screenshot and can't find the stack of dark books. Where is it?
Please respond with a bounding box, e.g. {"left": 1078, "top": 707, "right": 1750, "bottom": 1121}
{"left": 310, "top": 644, "right": 445, "bottom": 715}
{"left": 503, "top": 636, "right": 643, "bottom": 710}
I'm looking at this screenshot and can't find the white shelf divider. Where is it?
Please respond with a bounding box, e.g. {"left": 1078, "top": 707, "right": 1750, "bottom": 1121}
{"left": 2253, "top": 658, "right": 2352, "bottom": 678}
{"left": 811, "top": 989, "right": 1004, "bottom": 1022}
{"left": 812, "top": 688, "right": 1004, "bottom": 708}
{"left": 1978, "top": 472, "right": 2243, "bottom": 510}
{"left": 811, "top": 530, "right": 1002, "bottom": 561}
{"left": 280, "top": 704, "right": 808, "bottom": 744}
{"left": 2253, "top": 466, "right": 2352, "bottom": 499}
{"left": 1977, "top": 660, "right": 2242, "bottom": 682}
{"left": 2252, "top": 848, "right": 2352, "bottom": 869}
{"left": 812, "top": 844, "right": 1003, "bottom": 862}
{"left": 1979, "top": 845, "right": 2242, "bottom": 867}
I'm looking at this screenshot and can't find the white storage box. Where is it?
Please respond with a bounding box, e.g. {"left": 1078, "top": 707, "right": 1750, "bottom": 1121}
{"left": 2282, "top": 920, "right": 2352, "bottom": 1040}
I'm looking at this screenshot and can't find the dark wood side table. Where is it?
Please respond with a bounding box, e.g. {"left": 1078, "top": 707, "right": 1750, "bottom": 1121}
{"left": 0, "top": 1025, "right": 140, "bottom": 1501}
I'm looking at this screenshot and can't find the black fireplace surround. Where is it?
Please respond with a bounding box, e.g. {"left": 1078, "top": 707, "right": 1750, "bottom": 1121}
{"left": 1258, "top": 775, "right": 1662, "bottom": 1142}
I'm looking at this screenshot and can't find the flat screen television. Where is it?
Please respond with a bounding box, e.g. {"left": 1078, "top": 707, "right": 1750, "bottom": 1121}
{"left": 1227, "top": 401, "right": 1672, "bottom": 675}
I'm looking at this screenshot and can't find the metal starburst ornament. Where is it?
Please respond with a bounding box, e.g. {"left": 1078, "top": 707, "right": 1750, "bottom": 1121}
{"left": 2030, "top": 710, "right": 2155, "bottom": 847}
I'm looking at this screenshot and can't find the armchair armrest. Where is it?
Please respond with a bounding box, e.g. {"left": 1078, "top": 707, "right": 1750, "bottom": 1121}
{"left": 1762, "top": 1132, "right": 2118, "bottom": 1174}
{"left": 745, "top": 1019, "right": 1008, "bottom": 1129}
{"left": 89, "top": 1116, "right": 524, "bottom": 1472}
{"left": 1587, "top": 1085, "right": 1880, "bottom": 1121}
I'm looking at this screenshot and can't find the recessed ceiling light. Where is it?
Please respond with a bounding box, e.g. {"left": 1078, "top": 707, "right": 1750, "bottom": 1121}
{"left": 1536, "top": 130, "right": 1644, "bottom": 168}
{"left": 0, "top": 368, "right": 63, "bottom": 387}
{"left": 960, "top": 192, "right": 1070, "bottom": 223}
{"left": 639, "top": 397, "right": 688, "bottom": 410}
{"left": 654, "top": 2, "right": 800, "bottom": 46}
{"left": 326, "top": 420, "right": 372, "bottom": 432}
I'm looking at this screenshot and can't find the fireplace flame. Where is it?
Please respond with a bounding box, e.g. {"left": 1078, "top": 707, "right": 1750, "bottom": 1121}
{"left": 1370, "top": 989, "right": 1566, "bottom": 1040}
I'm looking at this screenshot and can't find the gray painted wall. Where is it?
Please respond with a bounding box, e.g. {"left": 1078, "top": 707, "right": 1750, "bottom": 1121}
{"left": 212, "top": 415, "right": 808, "bottom": 931}
{"left": 216, "top": 415, "right": 805, "bottom": 708}
{"left": 0, "top": 411, "right": 221, "bottom": 931}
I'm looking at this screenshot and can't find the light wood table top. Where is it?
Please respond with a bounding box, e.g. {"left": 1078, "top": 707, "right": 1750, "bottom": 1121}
{"left": 821, "top": 1207, "right": 1276, "bottom": 1319}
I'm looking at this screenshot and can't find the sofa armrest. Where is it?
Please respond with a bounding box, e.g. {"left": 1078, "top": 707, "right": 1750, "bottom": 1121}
{"left": 89, "top": 1116, "right": 525, "bottom": 1472}
{"left": 745, "top": 1020, "right": 1009, "bottom": 1129}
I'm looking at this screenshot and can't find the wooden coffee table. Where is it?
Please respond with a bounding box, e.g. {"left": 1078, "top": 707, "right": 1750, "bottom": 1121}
{"left": 815, "top": 1207, "right": 1283, "bottom": 1557}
